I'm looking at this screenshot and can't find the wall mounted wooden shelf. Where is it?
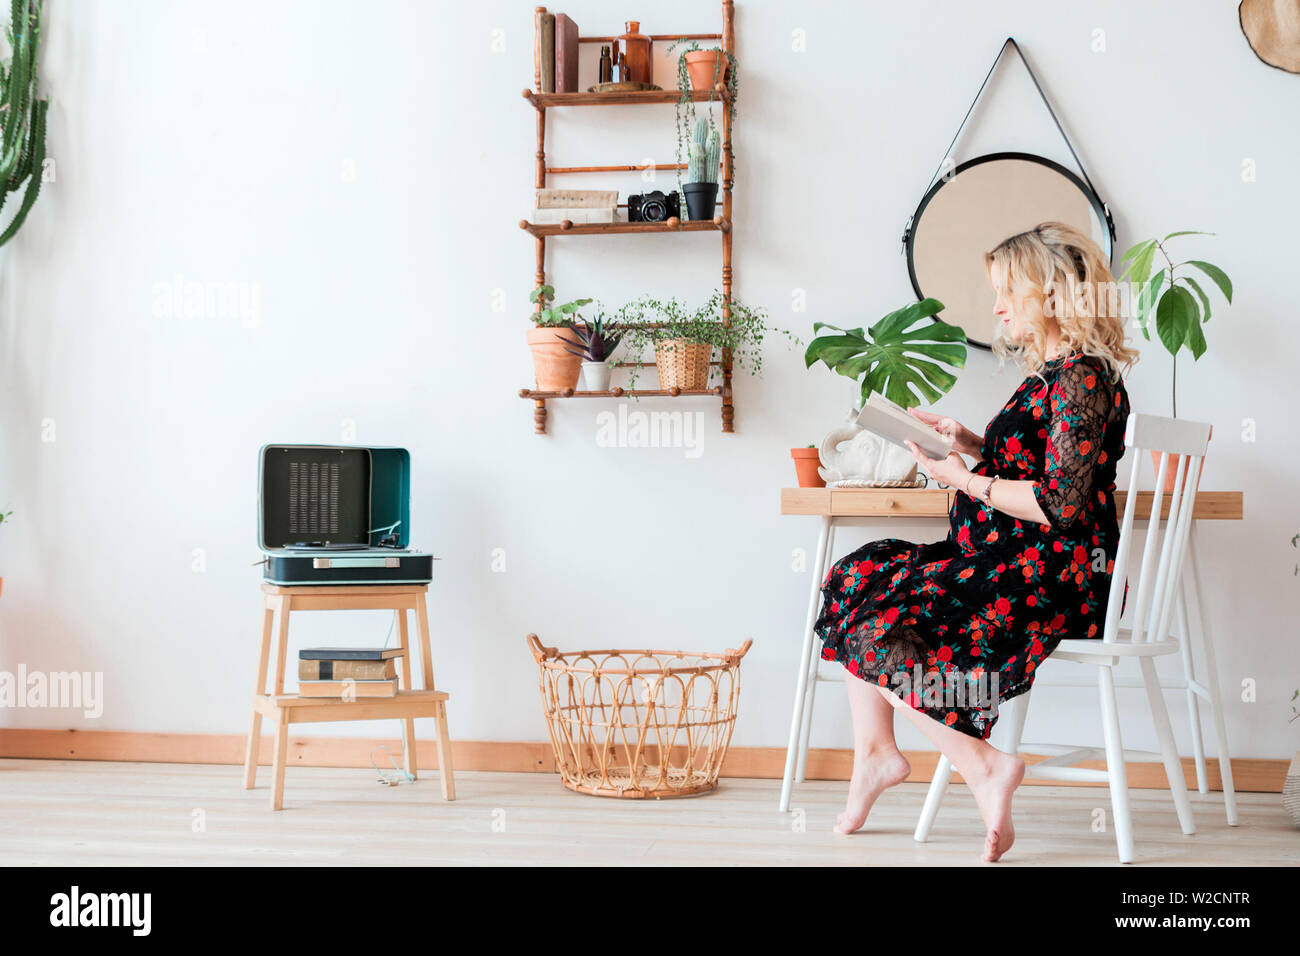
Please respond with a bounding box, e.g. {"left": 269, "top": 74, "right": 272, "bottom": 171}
{"left": 522, "top": 0, "right": 737, "bottom": 436}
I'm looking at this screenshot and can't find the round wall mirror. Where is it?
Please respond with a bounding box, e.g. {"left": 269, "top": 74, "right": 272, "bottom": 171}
{"left": 905, "top": 152, "right": 1113, "bottom": 350}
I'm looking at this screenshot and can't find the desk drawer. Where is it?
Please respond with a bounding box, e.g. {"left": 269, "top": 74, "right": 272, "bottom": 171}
{"left": 830, "top": 489, "right": 952, "bottom": 517}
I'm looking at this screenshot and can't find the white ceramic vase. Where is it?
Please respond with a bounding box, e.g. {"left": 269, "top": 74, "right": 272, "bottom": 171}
{"left": 581, "top": 361, "right": 612, "bottom": 391}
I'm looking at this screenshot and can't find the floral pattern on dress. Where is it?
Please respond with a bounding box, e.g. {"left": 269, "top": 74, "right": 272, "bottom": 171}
{"left": 813, "top": 352, "right": 1131, "bottom": 739}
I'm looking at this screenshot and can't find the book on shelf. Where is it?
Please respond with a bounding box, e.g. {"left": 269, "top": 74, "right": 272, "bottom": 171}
{"left": 536, "top": 189, "right": 618, "bottom": 209}
{"left": 855, "top": 393, "right": 954, "bottom": 460}
{"left": 297, "top": 678, "right": 399, "bottom": 699}
{"left": 537, "top": 10, "right": 555, "bottom": 93}
{"left": 298, "top": 647, "right": 404, "bottom": 661}
{"left": 553, "top": 13, "right": 579, "bottom": 93}
{"left": 531, "top": 207, "right": 616, "bottom": 224}
{"left": 298, "top": 658, "right": 398, "bottom": 681}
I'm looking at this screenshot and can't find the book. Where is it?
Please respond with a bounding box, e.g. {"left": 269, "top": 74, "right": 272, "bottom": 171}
{"left": 298, "top": 678, "right": 399, "bottom": 699}
{"left": 538, "top": 11, "right": 555, "bottom": 93}
{"left": 536, "top": 189, "right": 618, "bottom": 209}
{"left": 531, "top": 207, "right": 615, "bottom": 224}
{"left": 298, "top": 647, "right": 404, "bottom": 661}
{"left": 554, "top": 13, "right": 579, "bottom": 93}
{"left": 855, "top": 393, "right": 955, "bottom": 460}
{"left": 298, "top": 658, "right": 398, "bottom": 681}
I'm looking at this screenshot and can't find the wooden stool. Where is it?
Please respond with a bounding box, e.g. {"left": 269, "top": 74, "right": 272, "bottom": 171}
{"left": 242, "top": 583, "right": 455, "bottom": 810}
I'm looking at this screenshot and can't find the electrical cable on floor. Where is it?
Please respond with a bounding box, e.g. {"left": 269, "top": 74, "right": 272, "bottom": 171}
{"left": 370, "top": 743, "right": 415, "bottom": 786}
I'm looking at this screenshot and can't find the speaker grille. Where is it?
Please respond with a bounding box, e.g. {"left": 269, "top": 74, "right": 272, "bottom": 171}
{"left": 287, "top": 461, "right": 341, "bottom": 536}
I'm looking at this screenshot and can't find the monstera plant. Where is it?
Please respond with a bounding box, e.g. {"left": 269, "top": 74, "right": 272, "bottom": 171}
{"left": 803, "top": 298, "right": 968, "bottom": 408}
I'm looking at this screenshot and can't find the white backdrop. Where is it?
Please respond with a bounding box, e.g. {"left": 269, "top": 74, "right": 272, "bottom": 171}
{"left": 1, "top": 0, "right": 1296, "bottom": 761}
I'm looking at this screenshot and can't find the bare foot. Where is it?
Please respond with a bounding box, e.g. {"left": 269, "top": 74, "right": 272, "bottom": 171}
{"left": 965, "top": 750, "right": 1026, "bottom": 861}
{"left": 834, "top": 750, "right": 912, "bottom": 835}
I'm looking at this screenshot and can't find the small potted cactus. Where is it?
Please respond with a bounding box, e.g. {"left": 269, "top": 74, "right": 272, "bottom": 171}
{"left": 682, "top": 117, "right": 720, "bottom": 221}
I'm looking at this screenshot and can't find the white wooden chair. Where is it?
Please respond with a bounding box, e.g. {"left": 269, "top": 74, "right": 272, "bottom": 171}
{"left": 912, "top": 412, "right": 1210, "bottom": 863}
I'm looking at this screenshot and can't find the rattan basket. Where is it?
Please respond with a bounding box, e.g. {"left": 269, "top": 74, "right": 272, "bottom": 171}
{"left": 527, "top": 634, "right": 752, "bottom": 798}
{"left": 654, "top": 339, "right": 712, "bottom": 391}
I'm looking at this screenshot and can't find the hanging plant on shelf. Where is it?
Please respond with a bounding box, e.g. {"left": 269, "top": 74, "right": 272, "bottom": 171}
{"left": 803, "top": 297, "right": 968, "bottom": 408}
{"left": 616, "top": 291, "right": 795, "bottom": 394}
{"left": 1119, "top": 230, "right": 1233, "bottom": 418}
{"left": 666, "top": 38, "right": 737, "bottom": 212}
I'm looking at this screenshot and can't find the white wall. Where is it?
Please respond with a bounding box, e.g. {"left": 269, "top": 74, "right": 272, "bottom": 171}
{"left": 1, "top": 0, "right": 1296, "bottom": 760}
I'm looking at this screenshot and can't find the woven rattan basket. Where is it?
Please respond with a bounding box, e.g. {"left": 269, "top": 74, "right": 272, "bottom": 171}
{"left": 527, "top": 634, "right": 752, "bottom": 798}
{"left": 653, "top": 339, "right": 712, "bottom": 391}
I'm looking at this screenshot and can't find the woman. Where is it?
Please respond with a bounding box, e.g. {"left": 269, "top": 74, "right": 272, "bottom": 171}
{"left": 815, "top": 221, "right": 1139, "bottom": 861}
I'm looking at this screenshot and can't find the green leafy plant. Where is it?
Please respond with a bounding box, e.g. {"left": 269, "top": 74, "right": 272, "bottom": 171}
{"left": 0, "top": 510, "right": 11, "bottom": 526}
{"left": 561, "top": 315, "right": 622, "bottom": 363}
{"left": 0, "top": 0, "right": 47, "bottom": 247}
{"left": 528, "top": 284, "right": 592, "bottom": 328}
{"left": 1119, "top": 231, "right": 1233, "bottom": 417}
{"left": 615, "top": 290, "right": 794, "bottom": 392}
{"left": 803, "top": 298, "right": 967, "bottom": 409}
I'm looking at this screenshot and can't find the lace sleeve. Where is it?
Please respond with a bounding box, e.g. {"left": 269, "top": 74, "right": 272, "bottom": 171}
{"left": 1032, "top": 359, "right": 1113, "bottom": 532}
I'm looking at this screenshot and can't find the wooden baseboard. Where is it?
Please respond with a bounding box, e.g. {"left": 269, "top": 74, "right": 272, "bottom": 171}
{"left": 0, "top": 729, "right": 1285, "bottom": 792}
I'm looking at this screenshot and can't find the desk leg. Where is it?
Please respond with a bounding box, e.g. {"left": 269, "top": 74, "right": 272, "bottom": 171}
{"left": 1186, "top": 525, "right": 1238, "bottom": 825}
{"left": 780, "top": 515, "right": 831, "bottom": 812}
{"left": 397, "top": 608, "right": 418, "bottom": 781}
{"left": 796, "top": 522, "right": 835, "bottom": 782}
{"left": 243, "top": 600, "right": 274, "bottom": 789}
{"left": 1176, "top": 582, "right": 1208, "bottom": 794}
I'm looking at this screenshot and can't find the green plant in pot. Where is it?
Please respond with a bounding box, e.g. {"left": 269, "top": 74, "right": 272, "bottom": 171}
{"left": 682, "top": 117, "right": 721, "bottom": 221}
{"left": 791, "top": 442, "right": 824, "bottom": 489}
{"left": 803, "top": 298, "right": 966, "bottom": 487}
{"left": 527, "top": 285, "right": 592, "bottom": 392}
{"left": 1119, "top": 230, "right": 1233, "bottom": 491}
{"left": 803, "top": 298, "right": 967, "bottom": 408}
{"left": 668, "top": 38, "right": 736, "bottom": 214}
{"left": 617, "top": 291, "right": 794, "bottom": 394}
{"left": 562, "top": 313, "right": 622, "bottom": 392}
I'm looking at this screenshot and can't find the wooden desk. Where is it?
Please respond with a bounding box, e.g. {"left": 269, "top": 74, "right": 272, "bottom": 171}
{"left": 778, "top": 486, "right": 1244, "bottom": 819}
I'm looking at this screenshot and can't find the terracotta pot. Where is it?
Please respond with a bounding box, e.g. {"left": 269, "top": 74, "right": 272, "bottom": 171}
{"left": 684, "top": 50, "right": 729, "bottom": 92}
{"left": 1149, "top": 424, "right": 1211, "bottom": 495}
{"left": 791, "top": 448, "right": 825, "bottom": 488}
{"left": 527, "top": 326, "right": 583, "bottom": 392}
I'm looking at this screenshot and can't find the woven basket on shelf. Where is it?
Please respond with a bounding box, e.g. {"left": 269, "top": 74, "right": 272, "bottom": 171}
{"left": 653, "top": 339, "right": 712, "bottom": 391}
{"left": 527, "top": 634, "right": 752, "bottom": 798}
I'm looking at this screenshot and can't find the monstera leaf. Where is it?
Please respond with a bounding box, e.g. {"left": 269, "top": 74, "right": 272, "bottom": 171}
{"left": 804, "top": 298, "right": 967, "bottom": 408}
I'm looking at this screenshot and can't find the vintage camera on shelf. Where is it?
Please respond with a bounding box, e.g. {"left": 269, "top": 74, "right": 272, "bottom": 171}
{"left": 627, "top": 190, "right": 680, "bottom": 223}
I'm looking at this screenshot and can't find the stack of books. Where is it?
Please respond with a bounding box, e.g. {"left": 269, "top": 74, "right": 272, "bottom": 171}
{"left": 535, "top": 9, "right": 580, "bottom": 94}
{"left": 532, "top": 188, "right": 620, "bottom": 225}
{"left": 298, "top": 647, "right": 402, "bottom": 698}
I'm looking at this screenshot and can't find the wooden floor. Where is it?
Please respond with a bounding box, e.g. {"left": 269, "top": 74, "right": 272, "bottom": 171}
{"left": 0, "top": 759, "right": 1293, "bottom": 866}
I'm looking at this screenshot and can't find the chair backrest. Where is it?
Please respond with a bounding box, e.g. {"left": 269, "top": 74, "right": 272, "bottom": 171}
{"left": 1101, "top": 412, "right": 1213, "bottom": 645}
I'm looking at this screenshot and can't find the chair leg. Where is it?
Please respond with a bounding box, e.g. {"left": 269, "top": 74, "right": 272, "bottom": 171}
{"left": 243, "top": 602, "right": 275, "bottom": 789}
{"left": 1139, "top": 656, "right": 1195, "bottom": 836}
{"left": 1176, "top": 589, "right": 1208, "bottom": 793}
{"left": 1000, "top": 690, "right": 1030, "bottom": 755}
{"left": 1097, "top": 665, "right": 1135, "bottom": 863}
{"left": 913, "top": 754, "right": 953, "bottom": 842}
{"left": 433, "top": 700, "right": 456, "bottom": 801}
{"left": 1185, "top": 536, "right": 1238, "bottom": 826}
{"left": 797, "top": 520, "right": 834, "bottom": 784}
{"left": 270, "top": 714, "right": 289, "bottom": 811}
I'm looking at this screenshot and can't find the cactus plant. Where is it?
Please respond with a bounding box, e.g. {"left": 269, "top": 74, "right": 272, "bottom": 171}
{"left": 0, "top": 0, "right": 47, "bottom": 247}
{"left": 686, "top": 117, "right": 720, "bottom": 185}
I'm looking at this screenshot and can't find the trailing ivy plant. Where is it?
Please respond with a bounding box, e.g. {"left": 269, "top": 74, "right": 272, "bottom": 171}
{"left": 528, "top": 284, "right": 592, "bottom": 328}
{"left": 666, "top": 39, "right": 738, "bottom": 211}
{"left": 1119, "top": 231, "right": 1233, "bottom": 418}
{"left": 615, "top": 290, "right": 794, "bottom": 392}
{"left": 803, "top": 298, "right": 968, "bottom": 409}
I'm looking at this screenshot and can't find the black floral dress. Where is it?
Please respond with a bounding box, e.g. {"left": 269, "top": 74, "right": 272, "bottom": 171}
{"left": 814, "top": 351, "right": 1131, "bottom": 740}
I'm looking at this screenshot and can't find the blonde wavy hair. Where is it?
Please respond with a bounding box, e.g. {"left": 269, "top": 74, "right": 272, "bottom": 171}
{"left": 985, "top": 221, "right": 1139, "bottom": 384}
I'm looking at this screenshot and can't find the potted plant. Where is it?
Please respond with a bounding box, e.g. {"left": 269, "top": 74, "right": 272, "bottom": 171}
{"left": 527, "top": 285, "right": 592, "bottom": 392}
{"left": 791, "top": 444, "right": 824, "bottom": 488}
{"left": 803, "top": 298, "right": 967, "bottom": 408}
{"left": 683, "top": 117, "right": 721, "bottom": 221}
{"left": 1119, "top": 231, "right": 1233, "bottom": 493}
{"left": 562, "top": 314, "right": 622, "bottom": 392}
{"left": 668, "top": 39, "right": 737, "bottom": 215}
{"left": 618, "top": 291, "right": 795, "bottom": 393}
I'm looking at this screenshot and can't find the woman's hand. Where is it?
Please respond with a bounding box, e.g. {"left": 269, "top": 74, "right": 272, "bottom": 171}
{"left": 907, "top": 407, "right": 983, "bottom": 458}
{"left": 904, "top": 440, "right": 972, "bottom": 491}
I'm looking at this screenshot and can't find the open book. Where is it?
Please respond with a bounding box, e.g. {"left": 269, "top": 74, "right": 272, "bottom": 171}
{"left": 855, "top": 394, "right": 955, "bottom": 460}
